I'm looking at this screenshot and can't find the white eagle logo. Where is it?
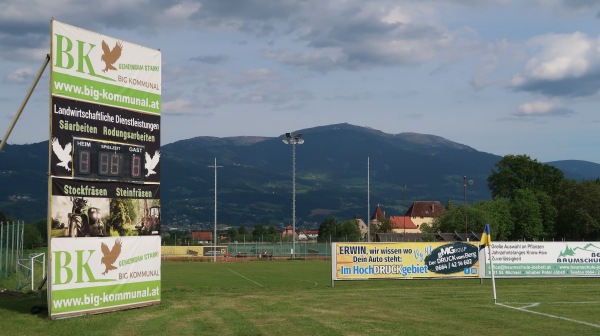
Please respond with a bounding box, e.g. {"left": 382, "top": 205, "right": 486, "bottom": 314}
{"left": 145, "top": 150, "right": 160, "bottom": 177}
{"left": 51, "top": 137, "right": 72, "bottom": 172}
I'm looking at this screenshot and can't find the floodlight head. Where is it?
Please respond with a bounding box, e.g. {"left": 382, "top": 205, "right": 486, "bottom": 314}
{"left": 468, "top": 180, "right": 474, "bottom": 186}
{"left": 295, "top": 133, "right": 302, "bottom": 139}
{"left": 286, "top": 132, "right": 292, "bottom": 138}
{"left": 282, "top": 139, "right": 289, "bottom": 144}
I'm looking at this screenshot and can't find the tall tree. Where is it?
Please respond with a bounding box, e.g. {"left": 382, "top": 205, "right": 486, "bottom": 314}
{"left": 237, "top": 226, "right": 248, "bottom": 242}
{"left": 427, "top": 205, "right": 485, "bottom": 235}
{"left": 487, "top": 154, "right": 563, "bottom": 240}
{"left": 426, "top": 199, "right": 513, "bottom": 241}
{"left": 317, "top": 217, "right": 339, "bottom": 242}
{"left": 487, "top": 154, "right": 564, "bottom": 199}
{"left": 339, "top": 220, "right": 361, "bottom": 242}
{"left": 23, "top": 224, "right": 43, "bottom": 249}
{"left": 554, "top": 179, "right": 600, "bottom": 240}
{"left": 252, "top": 223, "right": 266, "bottom": 241}
{"left": 226, "top": 227, "right": 239, "bottom": 242}
{"left": 31, "top": 219, "right": 48, "bottom": 246}
{"left": 510, "top": 189, "right": 544, "bottom": 240}
{"left": 471, "top": 198, "right": 513, "bottom": 241}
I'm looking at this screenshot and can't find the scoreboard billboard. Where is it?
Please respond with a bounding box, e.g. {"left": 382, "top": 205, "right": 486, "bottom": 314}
{"left": 48, "top": 20, "right": 161, "bottom": 318}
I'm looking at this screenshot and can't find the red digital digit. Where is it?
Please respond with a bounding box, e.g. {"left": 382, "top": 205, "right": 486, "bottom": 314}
{"left": 131, "top": 154, "right": 141, "bottom": 178}
{"left": 78, "top": 150, "right": 90, "bottom": 174}
{"left": 99, "top": 152, "right": 110, "bottom": 176}
{"left": 110, "top": 153, "right": 121, "bottom": 176}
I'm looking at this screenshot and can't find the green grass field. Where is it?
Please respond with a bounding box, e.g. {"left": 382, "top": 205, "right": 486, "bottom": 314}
{"left": 1, "top": 260, "right": 599, "bottom": 336}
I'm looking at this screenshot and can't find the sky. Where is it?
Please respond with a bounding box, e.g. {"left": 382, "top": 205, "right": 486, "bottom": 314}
{"left": 1, "top": 0, "right": 600, "bottom": 164}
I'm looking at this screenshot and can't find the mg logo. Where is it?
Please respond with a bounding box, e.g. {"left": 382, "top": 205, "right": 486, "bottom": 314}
{"left": 439, "top": 246, "right": 455, "bottom": 257}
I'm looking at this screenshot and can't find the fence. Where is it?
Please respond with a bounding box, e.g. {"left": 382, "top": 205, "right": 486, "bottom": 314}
{"left": 162, "top": 241, "right": 335, "bottom": 260}
{"left": 0, "top": 221, "right": 24, "bottom": 280}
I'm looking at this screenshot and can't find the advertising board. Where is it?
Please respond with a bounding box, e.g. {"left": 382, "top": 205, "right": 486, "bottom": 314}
{"left": 48, "top": 20, "right": 162, "bottom": 318}
{"left": 332, "top": 242, "right": 480, "bottom": 282}
{"left": 480, "top": 241, "right": 600, "bottom": 277}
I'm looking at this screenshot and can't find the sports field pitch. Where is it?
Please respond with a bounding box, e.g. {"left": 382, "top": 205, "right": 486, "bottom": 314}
{"left": 1, "top": 259, "right": 599, "bottom": 335}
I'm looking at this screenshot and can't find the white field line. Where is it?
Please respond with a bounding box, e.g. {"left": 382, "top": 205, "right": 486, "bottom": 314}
{"left": 253, "top": 276, "right": 319, "bottom": 287}
{"left": 226, "top": 268, "right": 264, "bottom": 287}
{"left": 503, "top": 301, "right": 600, "bottom": 305}
{"left": 496, "top": 302, "right": 600, "bottom": 329}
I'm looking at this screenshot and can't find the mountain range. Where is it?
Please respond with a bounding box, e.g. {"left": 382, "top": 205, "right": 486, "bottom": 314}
{"left": 1, "top": 123, "right": 599, "bottom": 228}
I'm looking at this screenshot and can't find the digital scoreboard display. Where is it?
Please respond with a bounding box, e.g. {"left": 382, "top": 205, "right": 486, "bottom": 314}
{"left": 73, "top": 137, "right": 145, "bottom": 182}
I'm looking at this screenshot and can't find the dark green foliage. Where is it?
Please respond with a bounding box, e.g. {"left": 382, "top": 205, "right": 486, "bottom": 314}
{"left": 31, "top": 219, "right": 48, "bottom": 245}
{"left": 226, "top": 227, "right": 238, "bottom": 242}
{"left": 471, "top": 198, "right": 513, "bottom": 241}
{"left": 106, "top": 199, "right": 138, "bottom": 236}
{"left": 427, "top": 205, "right": 486, "bottom": 235}
{"left": 511, "top": 189, "right": 545, "bottom": 240}
{"left": 316, "top": 217, "right": 361, "bottom": 242}
{"left": 23, "top": 223, "right": 43, "bottom": 248}
{"left": 317, "top": 217, "right": 338, "bottom": 242}
{"left": 485, "top": 154, "right": 565, "bottom": 241}
{"left": 554, "top": 179, "right": 600, "bottom": 240}
{"left": 252, "top": 224, "right": 266, "bottom": 241}
{"left": 339, "top": 219, "right": 361, "bottom": 242}
{"left": 0, "top": 211, "right": 11, "bottom": 222}
{"left": 377, "top": 218, "right": 393, "bottom": 234}
{"left": 488, "top": 154, "right": 564, "bottom": 199}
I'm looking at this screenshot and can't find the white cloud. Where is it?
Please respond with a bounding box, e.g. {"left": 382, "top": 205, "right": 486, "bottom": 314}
{"left": 5, "top": 67, "right": 35, "bottom": 83}
{"left": 511, "top": 32, "right": 600, "bottom": 97}
{"left": 232, "top": 68, "right": 280, "bottom": 86}
{"left": 518, "top": 32, "right": 592, "bottom": 81}
{"left": 162, "top": 98, "right": 196, "bottom": 116}
{"left": 513, "top": 100, "right": 574, "bottom": 117}
{"left": 163, "top": 1, "right": 202, "bottom": 21}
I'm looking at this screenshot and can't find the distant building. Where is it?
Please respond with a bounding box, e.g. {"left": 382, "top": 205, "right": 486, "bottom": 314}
{"left": 353, "top": 215, "right": 369, "bottom": 241}
{"left": 191, "top": 231, "right": 212, "bottom": 244}
{"left": 369, "top": 204, "right": 386, "bottom": 228}
{"left": 304, "top": 230, "right": 319, "bottom": 240}
{"left": 377, "top": 231, "right": 481, "bottom": 242}
{"left": 389, "top": 215, "right": 419, "bottom": 233}
{"left": 404, "top": 201, "right": 446, "bottom": 230}
{"left": 368, "top": 201, "right": 445, "bottom": 234}
{"left": 281, "top": 225, "right": 298, "bottom": 239}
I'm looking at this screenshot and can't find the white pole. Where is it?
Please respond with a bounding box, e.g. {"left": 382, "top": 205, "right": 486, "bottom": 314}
{"left": 292, "top": 140, "right": 296, "bottom": 258}
{"left": 30, "top": 255, "right": 34, "bottom": 291}
{"left": 208, "top": 158, "right": 222, "bottom": 263}
{"left": 487, "top": 245, "right": 497, "bottom": 303}
{"left": 367, "top": 157, "right": 370, "bottom": 242}
{"left": 214, "top": 158, "right": 217, "bottom": 263}
{"left": 0, "top": 223, "right": 3, "bottom": 275}
{"left": 283, "top": 133, "right": 304, "bottom": 258}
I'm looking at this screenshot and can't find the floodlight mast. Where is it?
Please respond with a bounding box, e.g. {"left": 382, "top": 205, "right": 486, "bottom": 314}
{"left": 208, "top": 158, "right": 222, "bottom": 263}
{"left": 463, "top": 176, "right": 473, "bottom": 241}
{"left": 402, "top": 185, "right": 407, "bottom": 241}
{"left": 282, "top": 132, "right": 304, "bottom": 259}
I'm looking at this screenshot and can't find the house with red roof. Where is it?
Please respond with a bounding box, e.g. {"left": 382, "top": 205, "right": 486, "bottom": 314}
{"left": 191, "top": 231, "right": 212, "bottom": 244}
{"left": 369, "top": 201, "right": 445, "bottom": 234}
{"left": 281, "top": 225, "right": 298, "bottom": 239}
{"left": 404, "top": 201, "right": 445, "bottom": 231}
{"left": 389, "top": 215, "right": 419, "bottom": 233}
